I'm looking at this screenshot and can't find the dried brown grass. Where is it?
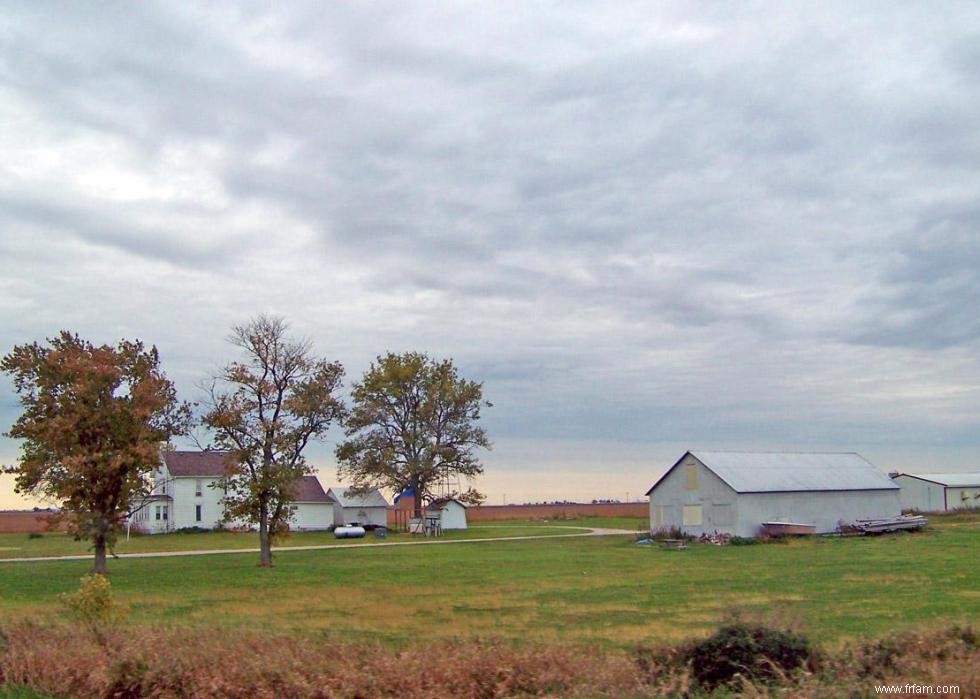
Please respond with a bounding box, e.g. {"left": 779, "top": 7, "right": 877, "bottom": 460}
{"left": 0, "top": 622, "right": 976, "bottom": 698}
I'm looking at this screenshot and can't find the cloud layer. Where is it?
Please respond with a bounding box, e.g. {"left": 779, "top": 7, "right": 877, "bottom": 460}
{"left": 2, "top": 3, "right": 979, "bottom": 504}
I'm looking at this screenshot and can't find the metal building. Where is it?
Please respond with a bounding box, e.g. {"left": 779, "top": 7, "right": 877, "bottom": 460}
{"left": 325, "top": 486, "right": 389, "bottom": 528}
{"left": 891, "top": 473, "right": 980, "bottom": 512}
{"left": 646, "top": 450, "right": 900, "bottom": 537}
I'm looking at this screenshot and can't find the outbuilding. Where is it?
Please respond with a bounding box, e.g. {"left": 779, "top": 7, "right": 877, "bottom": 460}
{"left": 326, "top": 487, "right": 389, "bottom": 528}
{"left": 289, "top": 476, "right": 335, "bottom": 530}
{"left": 425, "top": 498, "right": 468, "bottom": 530}
{"left": 646, "top": 450, "right": 901, "bottom": 538}
{"left": 891, "top": 473, "right": 980, "bottom": 512}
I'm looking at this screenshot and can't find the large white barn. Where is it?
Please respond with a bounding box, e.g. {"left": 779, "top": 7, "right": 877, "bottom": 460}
{"left": 891, "top": 473, "right": 980, "bottom": 512}
{"left": 646, "top": 450, "right": 901, "bottom": 538}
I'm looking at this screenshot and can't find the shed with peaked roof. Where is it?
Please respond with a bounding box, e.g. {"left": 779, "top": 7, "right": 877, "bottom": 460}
{"left": 425, "top": 498, "right": 468, "bottom": 530}
{"left": 645, "top": 450, "right": 900, "bottom": 537}
{"left": 891, "top": 472, "right": 980, "bottom": 512}
{"left": 289, "top": 476, "right": 335, "bottom": 530}
{"left": 325, "top": 487, "right": 389, "bottom": 528}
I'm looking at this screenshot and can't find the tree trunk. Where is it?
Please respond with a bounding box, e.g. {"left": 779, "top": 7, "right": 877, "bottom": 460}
{"left": 411, "top": 477, "right": 423, "bottom": 519}
{"left": 93, "top": 533, "right": 108, "bottom": 575}
{"left": 258, "top": 503, "right": 272, "bottom": 567}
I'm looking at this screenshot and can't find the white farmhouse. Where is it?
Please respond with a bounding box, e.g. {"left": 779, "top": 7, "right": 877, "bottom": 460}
{"left": 891, "top": 473, "right": 980, "bottom": 512}
{"left": 129, "top": 450, "right": 334, "bottom": 533}
{"left": 128, "top": 450, "right": 231, "bottom": 533}
{"left": 325, "top": 487, "right": 389, "bottom": 528}
{"left": 425, "top": 498, "right": 468, "bottom": 530}
{"left": 646, "top": 450, "right": 901, "bottom": 538}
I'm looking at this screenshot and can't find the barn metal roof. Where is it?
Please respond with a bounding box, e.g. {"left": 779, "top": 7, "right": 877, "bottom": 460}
{"left": 647, "top": 450, "right": 898, "bottom": 495}
{"left": 895, "top": 473, "right": 980, "bottom": 488}
{"left": 325, "top": 487, "right": 389, "bottom": 508}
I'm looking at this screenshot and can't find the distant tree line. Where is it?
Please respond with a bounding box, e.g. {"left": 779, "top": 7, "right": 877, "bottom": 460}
{"left": 2, "top": 315, "right": 491, "bottom": 571}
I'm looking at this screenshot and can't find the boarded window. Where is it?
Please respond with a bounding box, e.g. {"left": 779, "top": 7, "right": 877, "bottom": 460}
{"left": 683, "top": 505, "right": 703, "bottom": 526}
{"left": 686, "top": 464, "right": 698, "bottom": 491}
{"left": 713, "top": 504, "right": 733, "bottom": 526}
{"left": 655, "top": 505, "right": 664, "bottom": 526}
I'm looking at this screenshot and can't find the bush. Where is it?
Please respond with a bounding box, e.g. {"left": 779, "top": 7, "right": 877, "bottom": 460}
{"left": 686, "top": 622, "right": 813, "bottom": 689}
{"left": 26, "top": 533, "right": 43, "bottom": 540}
{"left": 728, "top": 536, "right": 757, "bottom": 546}
{"left": 650, "top": 526, "right": 689, "bottom": 541}
{"left": 60, "top": 574, "right": 127, "bottom": 642}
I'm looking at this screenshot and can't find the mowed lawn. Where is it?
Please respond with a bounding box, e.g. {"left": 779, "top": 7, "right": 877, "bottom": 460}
{"left": 0, "top": 513, "right": 976, "bottom": 648}
{"left": 0, "top": 521, "right": 619, "bottom": 559}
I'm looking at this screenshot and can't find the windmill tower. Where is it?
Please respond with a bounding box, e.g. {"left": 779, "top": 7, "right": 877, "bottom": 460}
{"left": 433, "top": 462, "right": 461, "bottom": 502}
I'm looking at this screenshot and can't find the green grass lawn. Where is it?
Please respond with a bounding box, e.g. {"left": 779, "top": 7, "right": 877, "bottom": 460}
{"left": 0, "top": 513, "right": 976, "bottom": 648}
{"left": 0, "top": 521, "right": 610, "bottom": 559}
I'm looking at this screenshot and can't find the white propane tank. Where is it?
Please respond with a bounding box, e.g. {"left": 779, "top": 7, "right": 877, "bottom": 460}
{"left": 334, "top": 525, "right": 366, "bottom": 539}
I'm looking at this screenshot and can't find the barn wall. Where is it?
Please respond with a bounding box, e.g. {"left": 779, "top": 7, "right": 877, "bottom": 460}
{"left": 893, "top": 476, "right": 946, "bottom": 512}
{"left": 737, "top": 490, "right": 900, "bottom": 536}
{"left": 947, "top": 487, "right": 980, "bottom": 510}
{"left": 647, "top": 454, "right": 739, "bottom": 536}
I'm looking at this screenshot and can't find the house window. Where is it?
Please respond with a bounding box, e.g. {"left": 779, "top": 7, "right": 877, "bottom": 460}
{"left": 162, "top": 506, "right": 168, "bottom": 521}
{"left": 686, "top": 464, "right": 699, "bottom": 491}
{"left": 195, "top": 504, "right": 202, "bottom": 522}
{"left": 195, "top": 479, "right": 203, "bottom": 497}
{"left": 682, "top": 505, "right": 703, "bottom": 526}
{"left": 155, "top": 505, "right": 161, "bottom": 521}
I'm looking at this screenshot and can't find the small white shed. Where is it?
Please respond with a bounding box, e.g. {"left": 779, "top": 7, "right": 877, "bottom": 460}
{"left": 289, "top": 476, "right": 334, "bottom": 530}
{"left": 891, "top": 473, "right": 980, "bottom": 512}
{"left": 646, "top": 450, "right": 901, "bottom": 538}
{"left": 425, "top": 498, "right": 468, "bottom": 530}
{"left": 326, "top": 487, "right": 389, "bottom": 528}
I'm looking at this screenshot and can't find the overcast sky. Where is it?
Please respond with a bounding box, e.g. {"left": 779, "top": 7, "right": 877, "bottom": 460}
{"left": 2, "top": 3, "right": 979, "bottom": 507}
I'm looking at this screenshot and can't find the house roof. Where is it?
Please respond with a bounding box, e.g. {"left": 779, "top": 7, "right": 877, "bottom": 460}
{"left": 325, "top": 487, "right": 389, "bottom": 508}
{"left": 646, "top": 450, "right": 898, "bottom": 496}
{"left": 163, "top": 450, "right": 234, "bottom": 478}
{"left": 426, "top": 498, "right": 468, "bottom": 510}
{"left": 292, "top": 476, "right": 331, "bottom": 503}
{"left": 895, "top": 472, "right": 980, "bottom": 488}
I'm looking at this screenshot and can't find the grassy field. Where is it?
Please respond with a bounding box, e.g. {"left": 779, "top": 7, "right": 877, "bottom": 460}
{"left": 0, "top": 521, "right": 619, "bottom": 559}
{"left": 0, "top": 513, "right": 977, "bottom": 649}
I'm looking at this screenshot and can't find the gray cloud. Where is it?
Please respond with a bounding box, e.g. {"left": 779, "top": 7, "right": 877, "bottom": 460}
{"left": 2, "top": 2, "right": 980, "bottom": 505}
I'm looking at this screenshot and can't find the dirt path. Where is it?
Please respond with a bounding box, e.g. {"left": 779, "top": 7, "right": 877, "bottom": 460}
{"left": 0, "top": 527, "right": 637, "bottom": 564}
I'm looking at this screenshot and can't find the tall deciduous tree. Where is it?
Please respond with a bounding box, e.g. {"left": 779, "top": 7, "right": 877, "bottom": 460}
{"left": 336, "top": 352, "right": 490, "bottom": 518}
{"left": 203, "top": 315, "right": 344, "bottom": 567}
{"left": 2, "top": 332, "right": 191, "bottom": 573}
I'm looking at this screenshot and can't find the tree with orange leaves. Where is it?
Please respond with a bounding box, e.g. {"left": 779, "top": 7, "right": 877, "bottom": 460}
{"left": 2, "top": 332, "right": 191, "bottom": 573}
